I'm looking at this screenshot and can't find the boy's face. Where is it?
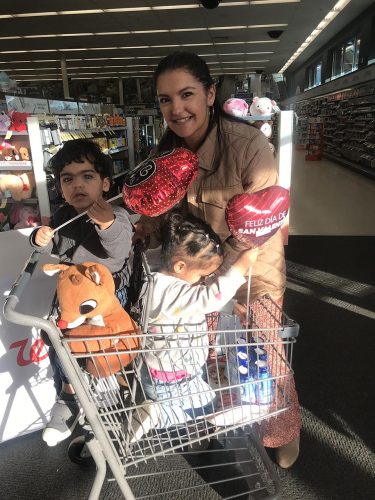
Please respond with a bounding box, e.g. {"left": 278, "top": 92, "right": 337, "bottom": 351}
{"left": 59, "top": 159, "right": 110, "bottom": 213}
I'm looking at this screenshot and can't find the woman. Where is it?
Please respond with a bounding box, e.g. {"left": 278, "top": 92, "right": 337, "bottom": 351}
{"left": 134, "top": 51, "right": 300, "bottom": 468}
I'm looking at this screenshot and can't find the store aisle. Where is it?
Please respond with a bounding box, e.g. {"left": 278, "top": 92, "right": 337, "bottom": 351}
{"left": 289, "top": 150, "right": 375, "bottom": 236}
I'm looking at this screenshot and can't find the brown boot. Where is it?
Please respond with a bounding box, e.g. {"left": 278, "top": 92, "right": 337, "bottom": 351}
{"left": 275, "top": 435, "right": 300, "bottom": 468}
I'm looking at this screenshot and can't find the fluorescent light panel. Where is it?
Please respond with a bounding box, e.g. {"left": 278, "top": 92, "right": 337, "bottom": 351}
{"left": 0, "top": 40, "right": 279, "bottom": 55}
{"left": 12, "top": 24, "right": 288, "bottom": 40}
{"left": 0, "top": 1, "right": 300, "bottom": 19}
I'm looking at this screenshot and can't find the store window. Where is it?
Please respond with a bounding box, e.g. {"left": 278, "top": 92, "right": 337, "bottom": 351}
{"left": 305, "top": 62, "right": 322, "bottom": 90}
{"left": 331, "top": 36, "right": 361, "bottom": 79}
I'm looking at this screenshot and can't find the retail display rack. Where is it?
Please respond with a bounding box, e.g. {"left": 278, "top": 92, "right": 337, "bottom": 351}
{"left": 305, "top": 117, "right": 323, "bottom": 161}
{"left": 0, "top": 95, "right": 136, "bottom": 232}
{"left": 292, "top": 82, "right": 375, "bottom": 179}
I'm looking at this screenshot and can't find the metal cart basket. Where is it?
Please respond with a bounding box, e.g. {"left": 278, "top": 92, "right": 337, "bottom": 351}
{"left": 4, "top": 250, "right": 299, "bottom": 500}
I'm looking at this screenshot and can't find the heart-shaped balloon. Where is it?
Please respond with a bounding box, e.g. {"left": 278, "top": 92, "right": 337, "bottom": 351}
{"left": 122, "top": 148, "right": 199, "bottom": 217}
{"left": 225, "top": 186, "right": 290, "bottom": 247}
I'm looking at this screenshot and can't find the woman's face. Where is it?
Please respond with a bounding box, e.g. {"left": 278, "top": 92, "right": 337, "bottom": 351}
{"left": 156, "top": 69, "right": 216, "bottom": 151}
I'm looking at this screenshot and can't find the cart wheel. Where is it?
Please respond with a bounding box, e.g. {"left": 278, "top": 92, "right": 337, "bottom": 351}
{"left": 68, "top": 436, "right": 94, "bottom": 466}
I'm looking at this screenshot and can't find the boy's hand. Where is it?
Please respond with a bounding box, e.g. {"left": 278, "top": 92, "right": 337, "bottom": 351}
{"left": 35, "top": 226, "right": 54, "bottom": 247}
{"left": 87, "top": 197, "right": 115, "bottom": 230}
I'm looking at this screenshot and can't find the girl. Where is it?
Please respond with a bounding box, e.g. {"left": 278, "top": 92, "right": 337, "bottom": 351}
{"left": 132, "top": 211, "right": 257, "bottom": 439}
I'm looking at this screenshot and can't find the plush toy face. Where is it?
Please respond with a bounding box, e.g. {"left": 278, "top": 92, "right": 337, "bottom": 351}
{"left": 44, "top": 262, "right": 116, "bottom": 328}
{"left": 11, "top": 204, "right": 40, "bottom": 228}
{"left": 223, "top": 98, "right": 249, "bottom": 118}
{"left": 249, "top": 97, "right": 276, "bottom": 117}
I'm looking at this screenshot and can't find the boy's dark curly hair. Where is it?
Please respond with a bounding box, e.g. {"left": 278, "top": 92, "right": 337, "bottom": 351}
{"left": 48, "top": 139, "right": 113, "bottom": 190}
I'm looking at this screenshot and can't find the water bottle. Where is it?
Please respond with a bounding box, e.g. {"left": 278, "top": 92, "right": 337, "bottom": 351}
{"left": 240, "top": 364, "right": 258, "bottom": 404}
{"left": 236, "top": 339, "right": 258, "bottom": 404}
{"left": 256, "top": 361, "right": 274, "bottom": 405}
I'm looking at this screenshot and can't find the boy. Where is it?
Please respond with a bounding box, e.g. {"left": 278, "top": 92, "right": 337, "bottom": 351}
{"left": 30, "top": 139, "right": 133, "bottom": 446}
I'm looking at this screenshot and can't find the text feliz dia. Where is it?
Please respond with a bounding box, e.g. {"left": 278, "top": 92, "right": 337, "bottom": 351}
{"left": 243, "top": 211, "right": 287, "bottom": 227}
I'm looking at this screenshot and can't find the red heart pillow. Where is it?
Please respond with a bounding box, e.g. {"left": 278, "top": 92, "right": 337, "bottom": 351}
{"left": 122, "top": 148, "right": 199, "bottom": 217}
{"left": 226, "top": 186, "right": 290, "bottom": 247}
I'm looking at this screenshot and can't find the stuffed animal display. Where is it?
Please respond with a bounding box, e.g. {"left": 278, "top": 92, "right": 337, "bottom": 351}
{"left": 42, "top": 262, "right": 140, "bottom": 378}
{"left": 0, "top": 172, "right": 35, "bottom": 201}
{"left": 223, "top": 98, "right": 249, "bottom": 118}
{"left": 10, "top": 204, "right": 40, "bottom": 229}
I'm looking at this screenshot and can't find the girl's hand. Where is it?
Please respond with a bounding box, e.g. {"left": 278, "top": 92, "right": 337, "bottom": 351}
{"left": 87, "top": 197, "right": 115, "bottom": 230}
{"left": 35, "top": 226, "right": 54, "bottom": 247}
{"left": 233, "top": 247, "right": 259, "bottom": 275}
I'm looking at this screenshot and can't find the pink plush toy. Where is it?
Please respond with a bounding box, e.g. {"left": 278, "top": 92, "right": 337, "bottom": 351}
{"left": 223, "top": 98, "right": 249, "bottom": 118}
{"left": 10, "top": 204, "right": 40, "bottom": 229}
{"left": 249, "top": 97, "right": 279, "bottom": 120}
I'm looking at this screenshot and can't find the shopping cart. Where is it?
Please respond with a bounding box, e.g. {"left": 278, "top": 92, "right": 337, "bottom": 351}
{"left": 4, "top": 248, "right": 299, "bottom": 500}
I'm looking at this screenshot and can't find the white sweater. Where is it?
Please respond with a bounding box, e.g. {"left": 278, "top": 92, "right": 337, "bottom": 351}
{"left": 145, "top": 266, "right": 246, "bottom": 376}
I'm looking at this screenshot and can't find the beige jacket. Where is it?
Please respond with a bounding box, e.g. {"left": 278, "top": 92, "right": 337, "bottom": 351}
{"left": 140, "top": 118, "right": 286, "bottom": 303}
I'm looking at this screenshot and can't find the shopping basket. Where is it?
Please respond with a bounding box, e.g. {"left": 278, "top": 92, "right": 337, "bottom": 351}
{"left": 4, "top": 248, "right": 299, "bottom": 500}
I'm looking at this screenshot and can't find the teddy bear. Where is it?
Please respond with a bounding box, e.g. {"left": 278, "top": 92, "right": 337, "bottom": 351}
{"left": 249, "top": 96, "right": 279, "bottom": 120}
{"left": 42, "top": 261, "right": 140, "bottom": 378}
{"left": 223, "top": 98, "right": 249, "bottom": 118}
{"left": 0, "top": 172, "right": 35, "bottom": 201}
{"left": 10, "top": 203, "right": 40, "bottom": 229}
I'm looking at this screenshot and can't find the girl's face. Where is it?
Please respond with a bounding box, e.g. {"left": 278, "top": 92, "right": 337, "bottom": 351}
{"left": 156, "top": 69, "right": 216, "bottom": 151}
{"left": 59, "top": 159, "right": 110, "bottom": 213}
{"left": 175, "top": 255, "right": 223, "bottom": 285}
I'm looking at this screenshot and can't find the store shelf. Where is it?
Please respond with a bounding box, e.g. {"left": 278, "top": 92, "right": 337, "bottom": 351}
{"left": 108, "top": 146, "right": 128, "bottom": 155}
{"left": 323, "top": 153, "right": 375, "bottom": 180}
{"left": 0, "top": 161, "right": 33, "bottom": 170}
{"left": 0, "top": 131, "right": 29, "bottom": 136}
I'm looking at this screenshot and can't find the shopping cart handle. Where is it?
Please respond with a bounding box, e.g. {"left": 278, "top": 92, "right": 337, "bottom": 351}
{"left": 3, "top": 251, "right": 52, "bottom": 331}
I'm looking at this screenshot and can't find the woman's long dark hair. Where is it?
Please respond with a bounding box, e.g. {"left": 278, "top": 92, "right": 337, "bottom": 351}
{"left": 153, "top": 51, "right": 251, "bottom": 172}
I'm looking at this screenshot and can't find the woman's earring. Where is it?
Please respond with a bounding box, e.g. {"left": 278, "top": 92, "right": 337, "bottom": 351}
{"left": 210, "top": 105, "right": 215, "bottom": 122}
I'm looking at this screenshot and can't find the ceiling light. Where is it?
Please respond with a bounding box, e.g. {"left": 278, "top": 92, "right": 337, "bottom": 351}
{"left": 14, "top": 12, "right": 58, "bottom": 17}
{"left": 279, "top": 0, "right": 352, "bottom": 72}
{"left": 59, "top": 10, "right": 103, "bottom": 15}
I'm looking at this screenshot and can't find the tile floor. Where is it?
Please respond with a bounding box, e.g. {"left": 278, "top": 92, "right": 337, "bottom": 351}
{"left": 288, "top": 150, "right": 375, "bottom": 236}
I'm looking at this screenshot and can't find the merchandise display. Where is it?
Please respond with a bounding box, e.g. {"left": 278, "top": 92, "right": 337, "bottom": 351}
{"left": 293, "top": 82, "right": 375, "bottom": 177}
{"left": 0, "top": 97, "right": 140, "bottom": 232}
{"left": 0, "top": 114, "right": 42, "bottom": 232}
{"left": 305, "top": 117, "right": 323, "bottom": 161}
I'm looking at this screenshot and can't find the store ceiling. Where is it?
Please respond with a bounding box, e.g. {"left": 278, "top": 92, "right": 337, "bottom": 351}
{"left": 0, "top": 0, "right": 373, "bottom": 84}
